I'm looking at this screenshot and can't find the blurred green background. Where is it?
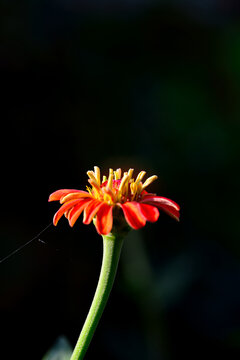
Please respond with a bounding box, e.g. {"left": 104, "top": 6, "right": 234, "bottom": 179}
{"left": 1, "top": 1, "right": 240, "bottom": 359}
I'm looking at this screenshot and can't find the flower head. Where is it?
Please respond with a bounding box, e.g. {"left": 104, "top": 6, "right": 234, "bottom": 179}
{"left": 49, "top": 166, "right": 180, "bottom": 235}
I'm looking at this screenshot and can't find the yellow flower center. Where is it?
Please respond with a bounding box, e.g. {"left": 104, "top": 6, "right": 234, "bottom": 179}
{"left": 86, "top": 167, "right": 158, "bottom": 206}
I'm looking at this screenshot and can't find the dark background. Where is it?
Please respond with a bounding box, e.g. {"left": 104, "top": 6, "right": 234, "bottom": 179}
{"left": 1, "top": 1, "right": 240, "bottom": 359}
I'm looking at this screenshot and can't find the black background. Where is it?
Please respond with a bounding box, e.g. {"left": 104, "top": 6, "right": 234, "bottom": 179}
{"left": 1, "top": 1, "right": 240, "bottom": 359}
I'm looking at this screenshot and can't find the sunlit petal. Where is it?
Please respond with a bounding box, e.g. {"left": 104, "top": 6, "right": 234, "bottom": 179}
{"left": 68, "top": 198, "right": 92, "bottom": 227}
{"left": 95, "top": 203, "right": 113, "bottom": 235}
{"left": 138, "top": 203, "right": 159, "bottom": 222}
{"left": 49, "top": 189, "right": 82, "bottom": 202}
{"left": 60, "top": 191, "right": 92, "bottom": 204}
{"left": 53, "top": 199, "right": 82, "bottom": 226}
{"left": 83, "top": 199, "right": 103, "bottom": 225}
{"left": 155, "top": 204, "right": 180, "bottom": 221}
{"left": 141, "top": 196, "right": 180, "bottom": 211}
{"left": 120, "top": 202, "right": 146, "bottom": 230}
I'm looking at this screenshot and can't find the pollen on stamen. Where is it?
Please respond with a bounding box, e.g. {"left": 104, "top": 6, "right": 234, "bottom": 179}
{"left": 128, "top": 168, "right": 134, "bottom": 180}
{"left": 103, "top": 187, "right": 115, "bottom": 204}
{"left": 130, "top": 182, "right": 136, "bottom": 194}
{"left": 88, "top": 179, "right": 102, "bottom": 196}
{"left": 142, "top": 175, "right": 158, "bottom": 190}
{"left": 114, "top": 168, "right": 122, "bottom": 180}
{"left": 87, "top": 171, "right": 98, "bottom": 183}
{"left": 131, "top": 181, "right": 141, "bottom": 200}
{"left": 118, "top": 174, "right": 129, "bottom": 201}
{"left": 135, "top": 171, "right": 146, "bottom": 183}
{"left": 94, "top": 166, "right": 101, "bottom": 185}
{"left": 107, "top": 168, "right": 114, "bottom": 189}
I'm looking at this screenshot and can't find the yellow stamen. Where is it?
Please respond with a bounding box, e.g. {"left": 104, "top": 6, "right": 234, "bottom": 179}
{"left": 131, "top": 181, "right": 142, "bottom": 200}
{"left": 135, "top": 171, "right": 146, "bottom": 183}
{"left": 86, "top": 186, "right": 92, "bottom": 194}
{"left": 107, "top": 168, "right": 114, "bottom": 189}
{"left": 102, "top": 175, "right": 107, "bottom": 183}
{"left": 142, "top": 175, "right": 158, "bottom": 190}
{"left": 127, "top": 168, "right": 134, "bottom": 180}
{"left": 87, "top": 171, "right": 98, "bottom": 183}
{"left": 118, "top": 174, "right": 129, "bottom": 195}
{"left": 136, "top": 182, "right": 143, "bottom": 194}
{"left": 130, "top": 182, "right": 136, "bottom": 194}
{"left": 103, "top": 187, "right": 115, "bottom": 204}
{"left": 88, "top": 179, "right": 102, "bottom": 197}
{"left": 114, "top": 168, "right": 122, "bottom": 180}
{"left": 122, "top": 172, "right": 129, "bottom": 196}
{"left": 94, "top": 166, "right": 101, "bottom": 185}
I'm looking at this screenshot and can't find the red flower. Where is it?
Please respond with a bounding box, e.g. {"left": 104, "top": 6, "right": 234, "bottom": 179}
{"left": 49, "top": 167, "right": 180, "bottom": 236}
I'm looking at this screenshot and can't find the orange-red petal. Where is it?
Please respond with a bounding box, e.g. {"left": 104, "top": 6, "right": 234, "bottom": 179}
{"left": 53, "top": 199, "right": 82, "bottom": 225}
{"left": 48, "top": 189, "right": 82, "bottom": 202}
{"left": 95, "top": 203, "right": 113, "bottom": 235}
{"left": 141, "top": 196, "right": 180, "bottom": 211}
{"left": 142, "top": 197, "right": 180, "bottom": 221}
{"left": 156, "top": 204, "right": 180, "bottom": 221}
{"left": 120, "top": 202, "right": 146, "bottom": 230}
{"left": 68, "top": 198, "right": 92, "bottom": 227}
{"left": 138, "top": 203, "right": 159, "bottom": 222}
{"left": 60, "top": 191, "right": 92, "bottom": 204}
{"left": 83, "top": 199, "right": 103, "bottom": 225}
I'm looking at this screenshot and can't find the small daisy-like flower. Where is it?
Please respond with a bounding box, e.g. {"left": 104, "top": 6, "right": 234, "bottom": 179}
{"left": 49, "top": 167, "right": 180, "bottom": 235}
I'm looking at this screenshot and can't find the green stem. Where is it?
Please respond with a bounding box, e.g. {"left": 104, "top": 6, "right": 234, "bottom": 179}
{"left": 70, "top": 233, "right": 124, "bottom": 360}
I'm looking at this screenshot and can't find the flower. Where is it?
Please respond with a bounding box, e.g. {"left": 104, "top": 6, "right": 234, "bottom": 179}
{"left": 48, "top": 167, "right": 180, "bottom": 236}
